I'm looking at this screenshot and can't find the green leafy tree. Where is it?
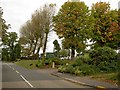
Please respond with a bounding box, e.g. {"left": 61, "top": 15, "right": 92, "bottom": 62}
{"left": 91, "top": 2, "right": 120, "bottom": 49}
{"left": 2, "top": 48, "right": 9, "bottom": 61}
{"left": 8, "top": 32, "right": 19, "bottom": 61}
{"left": 2, "top": 32, "right": 21, "bottom": 61}
{"left": 0, "top": 7, "right": 10, "bottom": 40}
{"left": 14, "top": 43, "right": 21, "bottom": 59}
{"left": 0, "top": 6, "right": 11, "bottom": 61}
{"left": 53, "top": 40, "right": 61, "bottom": 57}
{"left": 53, "top": 1, "right": 94, "bottom": 60}
{"left": 0, "top": 7, "right": 3, "bottom": 36}
{"left": 59, "top": 49, "right": 70, "bottom": 59}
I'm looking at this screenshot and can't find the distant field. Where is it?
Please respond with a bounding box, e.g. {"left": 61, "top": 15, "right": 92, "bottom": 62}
{"left": 15, "top": 60, "right": 39, "bottom": 69}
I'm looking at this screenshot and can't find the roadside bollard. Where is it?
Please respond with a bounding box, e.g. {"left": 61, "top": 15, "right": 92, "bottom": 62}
{"left": 52, "top": 62, "right": 55, "bottom": 68}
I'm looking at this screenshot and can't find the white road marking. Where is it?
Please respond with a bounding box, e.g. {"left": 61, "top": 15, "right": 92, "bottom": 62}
{"left": 12, "top": 68, "right": 15, "bottom": 70}
{"left": 5, "top": 63, "right": 34, "bottom": 88}
{"left": 16, "top": 70, "right": 19, "bottom": 74}
{"left": 20, "top": 75, "right": 34, "bottom": 88}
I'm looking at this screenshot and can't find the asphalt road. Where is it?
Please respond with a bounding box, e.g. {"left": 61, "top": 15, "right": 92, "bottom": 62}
{"left": 2, "top": 62, "right": 92, "bottom": 88}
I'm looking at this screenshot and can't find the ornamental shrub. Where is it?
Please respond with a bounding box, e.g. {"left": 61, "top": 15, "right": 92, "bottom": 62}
{"left": 89, "top": 46, "right": 117, "bottom": 66}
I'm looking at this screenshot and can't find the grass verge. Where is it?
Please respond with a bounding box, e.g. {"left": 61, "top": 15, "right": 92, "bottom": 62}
{"left": 89, "top": 73, "right": 118, "bottom": 86}
{"left": 15, "top": 60, "right": 39, "bottom": 69}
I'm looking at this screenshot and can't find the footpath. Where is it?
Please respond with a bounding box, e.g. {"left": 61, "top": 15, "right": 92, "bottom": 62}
{"left": 51, "top": 71, "right": 119, "bottom": 90}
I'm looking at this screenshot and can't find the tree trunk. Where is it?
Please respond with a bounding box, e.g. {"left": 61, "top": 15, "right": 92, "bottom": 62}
{"left": 71, "top": 48, "right": 75, "bottom": 60}
{"left": 42, "top": 32, "right": 48, "bottom": 64}
{"left": 36, "top": 38, "right": 43, "bottom": 55}
{"left": 32, "top": 38, "right": 38, "bottom": 55}
{"left": 28, "top": 43, "right": 33, "bottom": 57}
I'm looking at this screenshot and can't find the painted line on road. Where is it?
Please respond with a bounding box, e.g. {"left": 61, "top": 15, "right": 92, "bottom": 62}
{"left": 16, "top": 70, "right": 19, "bottom": 74}
{"left": 96, "top": 86, "right": 106, "bottom": 89}
{"left": 12, "top": 68, "right": 15, "bottom": 70}
{"left": 5, "top": 63, "right": 34, "bottom": 88}
{"left": 20, "top": 75, "right": 33, "bottom": 88}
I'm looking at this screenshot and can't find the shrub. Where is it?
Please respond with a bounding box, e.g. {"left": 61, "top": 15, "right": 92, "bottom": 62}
{"left": 36, "top": 60, "right": 43, "bottom": 68}
{"left": 72, "top": 57, "right": 83, "bottom": 67}
{"left": 98, "top": 61, "right": 118, "bottom": 73}
{"left": 45, "top": 57, "right": 61, "bottom": 65}
{"left": 76, "top": 53, "right": 92, "bottom": 65}
{"left": 60, "top": 59, "right": 72, "bottom": 65}
{"left": 74, "top": 66, "right": 82, "bottom": 75}
{"left": 78, "top": 64, "right": 96, "bottom": 75}
{"left": 65, "top": 65, "right": 75, "bottom": 74}
{"left": 89, "top": 46, "right": 117, "bottom": 66}
{"left": 58, "top": 65, "right": 75, "bottom": 74}
{"left": 58, "top": 66, "right": 67, "bottom": 73}
{"left": 58, "top": 64, "right": 97, "bottom": 76}
{"left": 50, "top": 57, "right": 61, "bottom": 65}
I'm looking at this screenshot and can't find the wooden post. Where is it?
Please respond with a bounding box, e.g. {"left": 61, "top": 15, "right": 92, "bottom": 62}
{"left": 52, "top": 62, "right": 55, "bottom": 68}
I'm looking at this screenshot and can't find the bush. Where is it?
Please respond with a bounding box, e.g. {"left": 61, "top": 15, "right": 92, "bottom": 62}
{"left": 72, "top": 58, "right": 83, "bottom": 67}
{"left": 65, "top": 65, "right": 75, "bottom": 74}
{"left": 60, "top": 60, "right": 72, "bottom": 65}
{"left": 74, "top": 66, "right": 82, "bottom": 75}
{"left": 58, "top": 65, "right": 75, "bottom": 74}
{"left": 89, "top": 46, "right": 117, "bottom": 66}
{"left": 88, "top": 46, "right": 118, "bottom": 73}
{"left": 98, "top": 61, "right": 118, "bottom": 73}
{"left": 57, "top": 47, "right": 118, "bottom": 76}
{"left": 78, "top": 64, "right": 96, "bottom": 75}
{"left": 49, "top": 57, "right": 61, "bottom": 65}
{"left": 36, "top": 60, "right": 43, "bottom": 68}
{"left": 58, "top": 66, "right": 67, "bottom": 73}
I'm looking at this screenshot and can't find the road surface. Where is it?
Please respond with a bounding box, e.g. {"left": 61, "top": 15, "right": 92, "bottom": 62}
{"left": 2, "top": 62, "right": 93, "bottom": 88}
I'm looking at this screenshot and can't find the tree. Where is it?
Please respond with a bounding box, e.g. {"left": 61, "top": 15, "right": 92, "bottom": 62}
{"left": 91, "top": 2, "right": 120, "bottom": 49}
{"left": 2, "top": 32, "right": 21, "bottom": 61}
{"left": 0, "top": 6, "right": 20, "bottom": 61}
{"left": 31, "top": 9, "right": 45, "bottom": 58}
{"left": 0, "top": 6, "right": 10, "bottom": 49}
{"left": 53, "top": 40, "right": 61, "bottom": 57}
{"left": 0, "top": 7, "right": 3, "bottom": 36}
{"left": 7, "top": 32, "right": 20, "bottom": 61}
{"left": 0, "top": 6, "right": 12, "bottom": 61}
{"left": 59, "top": 49, "right": 70, "bottom": 59}
{"left": 53, "top": 1, "right": 94, "bottom": 60}
{"left": 20, "top": 4, "right": 56, "bottom": 61}
{"left": 20, "top": 20, "right": 35, "bottom": 57}
{"left": 14, "top": 42, "right": 21, "bottom": 59}
{"left": 41, "top": 4, "right": 56, "bottom": 63}
{"left": 0, "top": 7, "right": 10, "bottom": 40}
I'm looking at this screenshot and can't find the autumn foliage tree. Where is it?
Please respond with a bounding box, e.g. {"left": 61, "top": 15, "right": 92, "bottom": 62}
{"left": 91, "top": 2, "right": 120, "bottom": 49}
{"left": 53, "top": 1, "right": 94, "bottom": 60}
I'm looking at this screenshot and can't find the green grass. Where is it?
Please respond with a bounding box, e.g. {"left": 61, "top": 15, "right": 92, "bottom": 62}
{"left": 15, "top": 60, "right": 39, "bottom": 69}
{"left": 90, "top": 73, "right": 118, "bottom": 86}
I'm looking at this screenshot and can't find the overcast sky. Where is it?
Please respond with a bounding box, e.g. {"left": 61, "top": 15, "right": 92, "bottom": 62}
{"left": 1, "top": 0, "right": 119, "bottom": 52}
